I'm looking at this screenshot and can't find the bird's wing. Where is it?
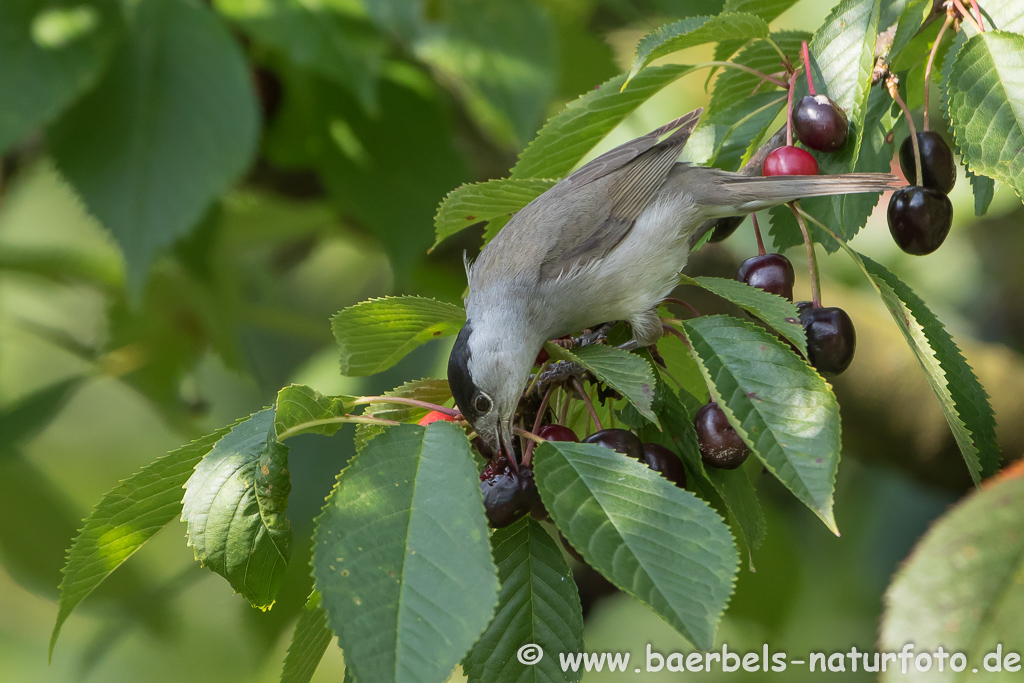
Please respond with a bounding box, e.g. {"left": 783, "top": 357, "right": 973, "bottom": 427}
{"left": 537, "top": 109, "right": 701, "bottom": 280}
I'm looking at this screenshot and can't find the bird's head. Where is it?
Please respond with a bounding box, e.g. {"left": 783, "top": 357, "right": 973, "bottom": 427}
{"left": 447, "top": 319, "right": 537, "bottom": 459}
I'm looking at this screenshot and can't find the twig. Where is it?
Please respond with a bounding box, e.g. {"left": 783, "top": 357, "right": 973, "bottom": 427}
{"left": 951, "top": 0, "right": 983, "bottom": 32}
{"left": 662, "top": 297, "right": 701, "bottom": 318}
{"left": 277, "top": 415, "right": 402, "bottom": 442}
{"left": 698, "top": 61, "right": 790, "bottom": 88}
{"left": 352, "top": 396, "right": 460, "bottom": 417}
{"left": 968, "top": 0, "right": 984, "bottom": 30}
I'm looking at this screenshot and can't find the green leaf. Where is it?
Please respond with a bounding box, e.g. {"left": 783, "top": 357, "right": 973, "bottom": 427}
{"left": 886, "top": 0, "right": 932, "bottom": 61}
{"left": 546, "top": 343, "right": 659, "bottom": 426}
{"left": 0, "top": 0, "right": 122, "bottom": 154}
{"left": 182, "top": 408, "right": 292, "bottom": 609}
{"left": 706, "top": 465, "right": 767, "bottom": 568}
{"left": 331, "top": 296, "right": 465, "bottom": 376}
{"left": 626, "top": 13, "right": 768, "bottom": 85}
{"left": 881, "top": 468, "right": 1024, "bottom": 683}
{"left": 312, "top": 423, "right": 499, "bottom": 683}
{"left": 463, "top": 517, "right": 585, "bottom": 683}
{"left": 353, "top": 379, "right": 452, "bottom": 452}
{"left": 433, "top": 178, "right": 556, "bottom": 249}
{"left": 679, "top": 275, "right": 807, "bottom": 356}
{"left": 0, "top": 376, "right": 84, "bottom": 447}
{"left": 767, "top": 0, "right": 882, "bottom": 251}
{"left": 510, "top": 64, "right": 694, "bottom": 180}
{"left": 969, "top": 169, "right": 997, "bottom": 216}
{"left": 534, "top": 441, "right": 738, "bottom": 649}
{"left": 843, "top": 250, "right": 999, "bottom": 482}
{"left": 50, "top": 416, "right": 247, "bottom": 658}
{"left": 682, "top": 315, "right": 841, "bottom": 533}
{"left": 712, "top": 0, "right": 801, "bottom": 62}
{"left": 275, "top": 385, "right": 357, "bottom": 440}
{"left": 415, "top": 0, "right": 557, "bottom": 145}
{"left": 946, "top": 31, "right": 1024, "bottom": 197}
{"left": 214, "top": 0, "right": 385, "bottom": 110}
{"left": 281, "top": 591, "right": 333, "bottom": 683}
{"left": 701, "top": 32, "right": 806, "bottom": 170}
{"left": 48, "top": 0, "right": 259, "bottom": 293}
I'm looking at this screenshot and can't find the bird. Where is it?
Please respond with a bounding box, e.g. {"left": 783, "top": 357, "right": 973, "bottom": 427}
{"left": 447, "top": 108, "right": 901, "bottom": 458}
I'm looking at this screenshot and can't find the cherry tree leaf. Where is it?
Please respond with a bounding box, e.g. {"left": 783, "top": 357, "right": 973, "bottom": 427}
{"left": 0, "top": 0, "right": 122, "bottom": 153}
{"left": 280, "top": 591, "right": 333, "bottom": 683}
{"left": 50, "top": 415, "right": 251, "bottom": 658}
{"left": 463, "top": 517, "right": 584, "bottom": 683}
{"left": 535, "top": 441, "right": 738, "bottom": 650}
{"left": 881, "top": 466, "right": 1024, "bottom": 682}
{"left": 713, "top": 0, "right": 801, "bottom": 62}
{"left": 182, "top": 408, "right": 292, "bottom": 609}
{"left": 626, "top": 13, "right": 768, "bottom": 86}
{"left": 946, "top": 31, "right": 1024, "bottom": 197}
{"left": 332, "top": 296, "right": 465, "bottom": 376}
{"left": 546, "top": 343, "right": 659, "bottom": 426}
{"left": 682, "top": 315, "right": 841, "bottom": 533}
{"left": 353, "top": 379, "right": 452, "bottom": 452}
{"left": 510, "top": 64, "right": 695, "bottom": 181}
{"left": 275, "top": 385, "right": 357, "bottom": 440}
{"left": 433, "top": 178, "right": 555, "bottom": 249}
{"left": 312, "top": 423, "right": 499, "bottom": 683}
{"left": 679, "top": 275, "right": 807, "bottom": 356}
{"left": 48, "top": 0, "right": 259, "bottom": 293}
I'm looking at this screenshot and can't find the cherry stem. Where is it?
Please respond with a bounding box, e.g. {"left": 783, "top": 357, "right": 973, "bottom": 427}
{"left": 923, "top": 14, "right": 954, "bottom": 132}
{"left": 353, "top": 396, "right": 460, "bottom": 417}
{"left": 697, "top": 61, "right": 790, "bottom": 89}
{"left": 952, "top": 0, "right": 983, "bottom": 32}
{"left": 532, "top": 385, "right": 554, "bottom": 434}
{"left": 514, "top": 427, "right": 545, "bottom": 444}
{"left": 801, "top": 41, "right": 816, "bottom": 95}
{"left": 762, "top": 36, "right": 789, "bottom": 64}
{"left": 968, "top": 0, "right": 984, "bottom": 30}
{"left": 572, "top": 377, "right": 603, "bottom": 432}
{"left": 752, "top": 213, "right": 767, "bottom": 255}
{"left": 786, "top": 67, "right": 801, "bottom": 146}
{"left": 887, "top": 76, "right": 922, "bottom": 188}
{"left": 558, "top": 389, "right": 570, "bottom": 424}
{"left": 662, "top": 297, "right": 701, "bottom": 318}
{"left": 277, "top": 414, "right": 402, "bottom": 442}
{"left": 789, "top": 201, "right": 822, "bottom": 308}
{"left": 661, "top": 322, "right": 692, "bottom": 350}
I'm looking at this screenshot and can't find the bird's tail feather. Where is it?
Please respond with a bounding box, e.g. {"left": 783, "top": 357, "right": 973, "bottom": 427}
{"left": 695, "top": 170, "right": 903, "bottom": 218}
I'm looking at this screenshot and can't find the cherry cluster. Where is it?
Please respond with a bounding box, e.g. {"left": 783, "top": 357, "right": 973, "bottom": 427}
{"left": 737, "top": 44, "right": 857, "bottom": 378}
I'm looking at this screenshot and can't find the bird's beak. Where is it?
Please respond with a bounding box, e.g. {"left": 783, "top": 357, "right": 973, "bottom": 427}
{"left": 499, "top": 419, "right": 519, "bottom": 473}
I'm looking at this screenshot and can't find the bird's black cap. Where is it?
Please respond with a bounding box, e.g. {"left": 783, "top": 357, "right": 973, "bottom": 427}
{"left": 448, "top": 322, "right": 481, "bottom": 423}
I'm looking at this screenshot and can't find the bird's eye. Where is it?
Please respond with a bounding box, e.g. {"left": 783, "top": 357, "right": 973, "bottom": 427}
{"left": 473, "top": 393, "right": 492, "bottom": 414}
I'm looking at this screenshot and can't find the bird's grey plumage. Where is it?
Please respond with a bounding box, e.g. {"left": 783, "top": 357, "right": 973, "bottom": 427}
{"left": 450, "top": 108, "right": 902, "bottom": 456}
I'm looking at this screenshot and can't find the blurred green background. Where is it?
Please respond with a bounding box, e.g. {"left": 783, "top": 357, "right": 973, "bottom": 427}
{"left": 2, "top": 0, "right": 1022, "bottom": 680}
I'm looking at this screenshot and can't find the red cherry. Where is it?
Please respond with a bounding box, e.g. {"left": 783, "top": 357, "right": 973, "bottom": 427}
{"left": 537, "top": 424, "right": 578, "bottom": 442}
{"left": 762, "top": 146, "right": 819, "bottom": 176}
{"left": 418, "top": 410, "right": 456, "bottom": 426}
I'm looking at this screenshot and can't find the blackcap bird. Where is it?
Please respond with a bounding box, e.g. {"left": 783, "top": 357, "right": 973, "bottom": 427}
{"left": 448, "top": 108, "right": 900, "bottom": 458}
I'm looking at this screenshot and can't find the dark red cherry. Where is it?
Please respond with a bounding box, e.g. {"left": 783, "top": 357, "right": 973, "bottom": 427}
{"left": 641, "top": 443, "right": 687, "bottom": 488}
{"left": 762, "top": 146, "right": 819, "bottom": 176}
{"left": 582, "top": 428, "right": 644, "bottom": 460}
{"left": 793, "top": 94, "right": 849, "bottom": 152}
{"left": 737, "top": 253, "right": 796, "bottom": 301}
{"left": 694, "top": 403, "right": 749, "bottom": 470}
{"left": 797, "top": 302, "right": 856, "bottom": 376}
{"left": 480, "top": 459, "right": 541, "bottom": 528}
{"left": 899, "top": 132, "right": 956, "bottom": 194}
{"left": 887, "top": 186, "right": 953, "bottom": 256}
{"left": 537, "top": 424, "right": 578, "bottom": 442}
